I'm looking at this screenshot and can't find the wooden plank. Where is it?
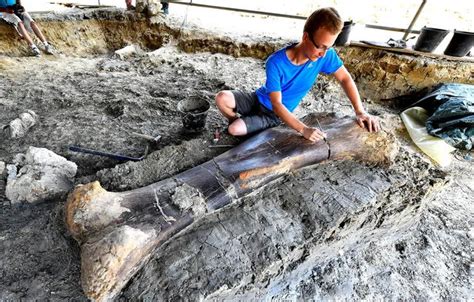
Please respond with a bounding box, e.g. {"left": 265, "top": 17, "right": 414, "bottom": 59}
{"left": 349, "top": 41, "right": 474, "bottom": 63}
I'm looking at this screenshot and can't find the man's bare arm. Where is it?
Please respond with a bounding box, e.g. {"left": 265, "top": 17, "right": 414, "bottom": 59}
{"left": 269, "top": 91, "right": 325, "bottom": 142}
{"left": 333, "top": 66, "right": 379, "bottom": 132}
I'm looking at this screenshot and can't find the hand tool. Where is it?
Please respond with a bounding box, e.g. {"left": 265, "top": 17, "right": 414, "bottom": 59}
{"left": 316, "top": 119, "right": 327, "bottom": 142}
{"left": 316, "top": 119, "right": 331, "bottom": 159}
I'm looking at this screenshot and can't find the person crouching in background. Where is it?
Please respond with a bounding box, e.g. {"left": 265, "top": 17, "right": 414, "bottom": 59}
{"left": 0, "top": 0, "right": 54, "bottom": 56}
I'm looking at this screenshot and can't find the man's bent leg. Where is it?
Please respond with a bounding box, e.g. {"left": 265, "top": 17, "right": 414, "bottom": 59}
{"left": 228, "top": 119, "right": 247, "bottom": 136}
{"left": 215, "top": 90, "right": 237, "bottom": 122}
{"left": 229, "top": 113, "right": 280, "bottom": 137}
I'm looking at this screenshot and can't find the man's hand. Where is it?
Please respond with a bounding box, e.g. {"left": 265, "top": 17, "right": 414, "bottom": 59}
{"left": 302, "top": 126, "right": 326, "bottom": 142}
{"left": 355, "top": 111, "right": 380, "bottom": 132}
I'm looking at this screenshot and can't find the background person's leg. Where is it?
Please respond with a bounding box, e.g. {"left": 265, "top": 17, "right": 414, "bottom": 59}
{"left": 29, "top": 22, "right": 54, "bottom": 54}
{"left": 3, "top": 13, "right": 41, "bottom": 56}
{"left": 125, "top": 0, "right": 134, "bottom": 10}
{"left": 17, "top": 22, "right": 41, "bottom": 56}
{"left": 17, "top": 22, "right": 34, "bottom": 47}
{"left": 30, "top": 22, "right": 46, "bottom": 44}
{"left": 20, "top": 13, "right": 54, "bottom": 54}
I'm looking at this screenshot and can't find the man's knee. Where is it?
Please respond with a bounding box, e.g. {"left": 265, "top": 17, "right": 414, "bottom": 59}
{"left": 228, "top": 119, "right": 247, "bottom": 136}
{"left": 215, "top": 90, "right": 234, "bottom": 108}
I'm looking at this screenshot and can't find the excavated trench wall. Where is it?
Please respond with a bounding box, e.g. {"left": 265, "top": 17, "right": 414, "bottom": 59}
{"left": 0, "top": 9, "right": 472, "bottom": 101}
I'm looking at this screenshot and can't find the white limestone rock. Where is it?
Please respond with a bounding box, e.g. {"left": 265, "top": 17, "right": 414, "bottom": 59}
{"left": 114, "top": 44, "right": 142, "bottom": 59}
{"left": 5, "top": 147, "right": 77, "bottom": 203}
{"left": 7, "top": 110, "right": 38, "bottom": 138}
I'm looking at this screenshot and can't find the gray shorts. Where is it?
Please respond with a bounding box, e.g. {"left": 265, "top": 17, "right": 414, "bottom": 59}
{"left": 232, "top": 90, "right": 281, "bottom": 134}
{"left": 1, "top": 11, "right": 33, "bottom": 26}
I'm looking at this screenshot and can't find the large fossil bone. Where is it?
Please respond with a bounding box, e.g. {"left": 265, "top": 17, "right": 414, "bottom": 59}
{"left": 65, "top": 113, "right": 397, "bottom": 301}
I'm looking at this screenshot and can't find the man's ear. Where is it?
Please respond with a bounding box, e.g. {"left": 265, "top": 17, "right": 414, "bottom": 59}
{"left": 302, "top": 32, "right": 309, "bottom": 41}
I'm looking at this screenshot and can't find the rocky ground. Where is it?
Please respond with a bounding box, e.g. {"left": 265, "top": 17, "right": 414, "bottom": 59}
{"left": 0, "top": 11, "right": 473, "bottom": 301}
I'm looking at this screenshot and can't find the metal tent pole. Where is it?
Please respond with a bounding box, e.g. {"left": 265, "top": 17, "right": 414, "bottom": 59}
{"left": 403, "top": 0, "right": 427, "bottom": 40}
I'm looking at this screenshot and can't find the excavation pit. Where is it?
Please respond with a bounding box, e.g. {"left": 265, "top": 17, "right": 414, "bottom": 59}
{"left": 0, "top": 7, "right": 472, "bottom": 302}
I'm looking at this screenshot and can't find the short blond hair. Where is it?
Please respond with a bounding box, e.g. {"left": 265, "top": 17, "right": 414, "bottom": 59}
{"left": 304, "top": 7, "right": 343, "bottom": 35}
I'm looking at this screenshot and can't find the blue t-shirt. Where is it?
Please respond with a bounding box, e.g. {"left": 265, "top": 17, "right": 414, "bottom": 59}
{"left": 0, "top": 0, "right": 16, "bottom": 8}
{"left": 256, "top": 44, "right": 343, "bottom": 112}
